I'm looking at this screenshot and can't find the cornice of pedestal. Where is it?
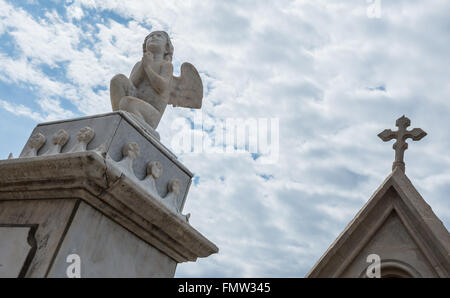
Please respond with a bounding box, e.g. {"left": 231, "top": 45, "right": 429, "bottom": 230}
{"left": 0, "top": 150, "right": 218, "bottom": 263}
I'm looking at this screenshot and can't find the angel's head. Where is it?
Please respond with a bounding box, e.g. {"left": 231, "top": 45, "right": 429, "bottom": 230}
{"left": 143, "top": 31, "right": 174, "bottom": 62}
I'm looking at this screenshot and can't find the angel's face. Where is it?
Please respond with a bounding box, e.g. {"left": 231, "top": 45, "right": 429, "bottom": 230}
{"left": 146, "top": 32, "right": 167, "bottom": 53}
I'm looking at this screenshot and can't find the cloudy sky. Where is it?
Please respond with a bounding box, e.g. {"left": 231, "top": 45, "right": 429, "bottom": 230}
{"left": 0, "top": 0, "right": 449, "bottom": 277}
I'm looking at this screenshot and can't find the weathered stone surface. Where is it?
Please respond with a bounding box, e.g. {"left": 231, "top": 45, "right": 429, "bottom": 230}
{"left": 0, "top": 199, "right": 77, "bottom": 277}
{"left": 43, "top": 129, "right": 70, "bottom": 156}
{"left": 21, "top": 132, "right": 46, "bottom": 158}
{"left": 47, "top": 202, "right": 177, "bottom": 278}
{"left": 69, "top": 126, "right": 95, "bottom": 152}
{"left": 0, "top": 226, "right": 35, "bottom": 278}
{"left": 341, "top": 211, "right": 436, "bottom": 277}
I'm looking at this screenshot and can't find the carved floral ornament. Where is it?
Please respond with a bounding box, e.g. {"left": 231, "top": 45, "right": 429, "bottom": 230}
{"left": 23, "top": 127, "right": 94, "bottom": 157}
{"left": 147, "top": 161, "right": 163, "bottom": 179}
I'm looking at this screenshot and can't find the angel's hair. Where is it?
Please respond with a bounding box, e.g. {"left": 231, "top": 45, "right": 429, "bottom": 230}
{"left": 143, "top": 31, "right": 174, "bottom": 62}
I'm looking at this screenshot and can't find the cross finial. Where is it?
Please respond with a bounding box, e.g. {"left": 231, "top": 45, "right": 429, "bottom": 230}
{"left": 378, "top": 115, "right": 427, "bottom": 173}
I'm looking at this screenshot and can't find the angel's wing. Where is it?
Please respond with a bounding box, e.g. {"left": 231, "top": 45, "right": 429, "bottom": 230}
{"left": 169, "top": 62, "right": 203, "bottom": 109}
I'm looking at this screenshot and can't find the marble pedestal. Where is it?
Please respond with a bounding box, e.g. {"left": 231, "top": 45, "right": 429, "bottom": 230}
{"left": 0, "top": 111, "right": 218, "bottom": 277}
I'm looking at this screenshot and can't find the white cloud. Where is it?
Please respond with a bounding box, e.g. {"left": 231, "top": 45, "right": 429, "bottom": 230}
{"left": 66, "top": 2, "right": 84, "bottom": 20}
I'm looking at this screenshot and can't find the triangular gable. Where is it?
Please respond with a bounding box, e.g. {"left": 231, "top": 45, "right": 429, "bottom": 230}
{"left": 307, "top": 168, "right": 450, "bottom": 277}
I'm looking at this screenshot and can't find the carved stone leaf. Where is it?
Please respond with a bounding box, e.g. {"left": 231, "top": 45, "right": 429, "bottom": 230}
{"left": 21, "top": 133, "right": 46, "bottom": 157}
{"left": 29, "top": 133, "right": 46, "bottom": 150}
{"left": 147, "top": 161, "right": 163, "bottom": 179}
{"left": 77, "top": 127, "right": 95, "bottom": 143}
{"left": 122, "top": 142, "right": 140, "bottom": 159}
{"left": 52, "top": 129, "right": 69, "bottom": 146}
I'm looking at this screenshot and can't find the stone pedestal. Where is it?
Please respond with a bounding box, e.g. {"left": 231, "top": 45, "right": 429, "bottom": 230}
{"left": 0, "top": 111, "right": 218, "bottom": 277}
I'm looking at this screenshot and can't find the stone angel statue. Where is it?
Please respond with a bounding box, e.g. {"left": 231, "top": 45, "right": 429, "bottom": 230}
{"left": 110, "top": 31, "right": 203, "bottom": 132}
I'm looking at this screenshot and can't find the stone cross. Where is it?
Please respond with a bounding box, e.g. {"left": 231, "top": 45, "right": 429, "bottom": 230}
{"left": 378, "top": 115, "right": 427, "bottom": 172}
